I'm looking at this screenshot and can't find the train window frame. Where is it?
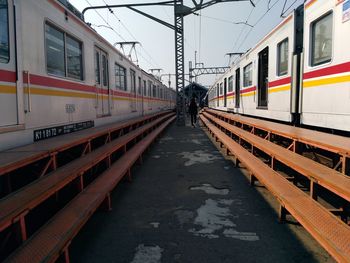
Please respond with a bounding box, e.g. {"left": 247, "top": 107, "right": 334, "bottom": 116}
{"left": 143, "top": 80, "right": 147, "bottom": 96}
{"left": 277, "top": 38, "right": 289, "bottom": 76}
{"left": 138, "top": 76, "right": 142, "bottom": 95}
{"left": 0, "top": 0, "right": 10, "bottom": 64}
{"left": 228, "top": 76, "right": 233, "bottom": 92}
{"left": 152, "top": 85, "right": 156, "bottom": 97}
{"left": 114, "top": 63, "right": 127, "bottom": 91}
{"left": 66, "top": 34, "right": 83, "bottom": 80}
{"left": 44, "top": 21, "right": 84, "bottom": 81}
{"left": 130, "top": 69, "right": 136, "bottom": 94}
{"left": 148, "top": 80, "right": 152, "bottom": 97}
{"left": 310, "top": 11, "right": 333, "bottom": 67}
{"left": 243, "top": 63, "right": 253, "bottom": 87}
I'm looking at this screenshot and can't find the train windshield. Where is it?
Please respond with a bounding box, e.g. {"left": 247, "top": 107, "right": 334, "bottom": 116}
{"left": 0, "top": 0, "right": 9, "bottom": 63}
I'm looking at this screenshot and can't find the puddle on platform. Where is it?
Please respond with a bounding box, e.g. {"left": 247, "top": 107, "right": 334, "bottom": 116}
{"left": 189, "top": 199, "right": 259, "bottom": 241}
{"left": 131, "top": 244, "right": 163, "bottom": 263}
{"left": 191, "top": 139, "right": 202, "bottom": 145}
{"left": 190, "top": 183, "right": 229, "bottom": 195}
{"left": 158, "top": 136, "right": 174, "bottom": 144}
{"left": 150, "top": 222, "right": 160, "bottom": 228}
{"left": 177, "top": 150, "right": 221, "bottom": 166}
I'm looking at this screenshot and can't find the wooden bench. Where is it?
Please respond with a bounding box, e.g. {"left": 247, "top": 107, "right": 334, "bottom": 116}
{"left": 200, "top": 114, "right": 350, "bottom": 262}
{"left": 205, "top": 108, "right": 350, "bottom": 174}
{"left": 0, "top": 111, "right": 170, "bottom": 178}
{"left": 0, "top": 113, "right": 174, "bottom": 247}
{"left": 203, "top": 112, "right": 350, "bottom": 204}
{"left": 4, "top": 116, "right": 175, "bottom": 263}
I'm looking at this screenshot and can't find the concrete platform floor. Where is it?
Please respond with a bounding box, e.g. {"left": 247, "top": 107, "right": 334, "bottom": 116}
{"left": 70, "top": 120, "right": 333, "bottom": 263}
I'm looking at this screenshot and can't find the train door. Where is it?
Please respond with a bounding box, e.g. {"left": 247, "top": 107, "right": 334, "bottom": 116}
{"left": 224, "top": 78, "right": 227, "bottom": 107}
{"left": 257, "top": 47, "right": 269, "bottom": 108}
{"left": 130, "top": 69, "right": 136, "bottom": 111}
{"left": 94, "top": 47, "right": 110, "bottom": 116}
{"left": 216, "top": 83, "right": 219, "bottom": 107}
{"left": 0, "top": 0, "right": 18, "bottom": 127}
{"left": 138, "top": 76, "right": 141, "bottom": 112}
{"left": 235, "top": 68, "right": 240, "bottom": 108}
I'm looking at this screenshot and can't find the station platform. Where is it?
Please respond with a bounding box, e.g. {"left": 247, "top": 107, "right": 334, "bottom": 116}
{"left": 69, "top": 119, "right": 332, "bottom": 263}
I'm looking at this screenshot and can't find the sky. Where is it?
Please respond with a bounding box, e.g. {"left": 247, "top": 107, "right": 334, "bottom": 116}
{"left": 71, "top": 0, "right": 304, "bottom": 89}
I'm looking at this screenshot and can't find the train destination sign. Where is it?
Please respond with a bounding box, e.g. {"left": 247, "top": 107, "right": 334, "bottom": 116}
{"left": 34, "top": 121, "right": 95, "bottom": 142}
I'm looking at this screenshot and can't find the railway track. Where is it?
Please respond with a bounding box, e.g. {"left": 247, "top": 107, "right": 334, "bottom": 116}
{"left": 200, "top": 109, "right": 350, "bottom": 262}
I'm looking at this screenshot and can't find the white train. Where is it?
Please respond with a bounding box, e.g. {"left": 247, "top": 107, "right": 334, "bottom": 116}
{"left": 209, "top": 0, "right": 350, "bottom": 133}
{"left": 0, "top": 0, "right": 176, "bottom": 151}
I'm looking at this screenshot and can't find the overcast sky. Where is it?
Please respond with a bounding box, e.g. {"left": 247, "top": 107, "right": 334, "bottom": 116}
{"left": 71, "top": 0, "right": 304, "bottom": 88}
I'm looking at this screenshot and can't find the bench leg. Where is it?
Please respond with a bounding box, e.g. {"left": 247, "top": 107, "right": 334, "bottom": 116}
{"left": 100, "top": 193, "right": 112, "bottom": 212}
{"left": 278, "top": 205, "right": 288, "bottom": 223}
{"left": 310, "top": 181, "right": 318, "bottom": 201}
{"left": 14, "top": 215, "right": 27, "bottom": 243}
{"left": 76, "top": 175, "right": 84, "bottom": 192}
{"left": 235, "top": 158, "right": 240, "bottom": 168}
{"left": 249, "top": 173, "right": 256, "bottom": 186}
{"left": 138, "top": 155, "right": 143, "bottom": 165}
{"left": 127, "top": 169, "right": 132, "bottom": 182}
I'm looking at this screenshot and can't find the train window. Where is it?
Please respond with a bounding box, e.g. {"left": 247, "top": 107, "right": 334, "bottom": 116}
{"left": 45, "top": 24, "right": 65, "bottom": 77}
{"left": 148, "top": 81, "right": 152, "bottom": 97}
{"left": 45, "top": 23, "right": 84, "bottom": 80}
{"left": 0, "top": 0, "right": 9, "bottom": 63}
{"left": 220, "top": 83, "right": 223, "bottom": 95}
{"left": 102, "top": 54, "right": 108, "bottom": 86}
{"left": 277, "top": 38, "right": 288, "bottom": 76}
{"left": 311, "top": 12, "right": 333, "bottom": 66}
{"left": 130, "top": 69, "right": 136, "bottom": 94}
{"left": 228, "top": 76, "right": 233, "bottom": 92}
{"left": 95, "top": 51, "right": 100, "bottom": 84}
{"left": 138, "top": 77, "right": 142, "bottom": 94}
{"left": 66, "top": 35, "right": 83, "bottom": 80}
{"left": 143, "top": 80, "right": 146, "bottom": 95}
{"left": 243, "top": 63, "right": 253, "bottom": 87}
{"left": 152, "top": 85, "right": 156, "bottom": 97}
{"left": 115, "top": 63, "right": 126, "bottom": 90}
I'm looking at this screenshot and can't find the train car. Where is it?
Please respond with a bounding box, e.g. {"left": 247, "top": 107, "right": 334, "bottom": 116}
{"left": 301, "top": 0, "right": 350, "bottom": 131}
{"left": 0, "top": 0, "right": 175, "bottom": 151}
{"left": 209, "top": 0, "right": 350, "bottom": 133}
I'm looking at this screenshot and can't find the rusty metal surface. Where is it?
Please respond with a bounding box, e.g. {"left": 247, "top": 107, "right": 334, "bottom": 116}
{"left": 203, "top": 112, "right": 350, "bottom": 203}
{"left": 206, "top": 109, "right": 350, "bottom": 155}
{"left": 201, "top": 114, "right": 350, "bottom": 262}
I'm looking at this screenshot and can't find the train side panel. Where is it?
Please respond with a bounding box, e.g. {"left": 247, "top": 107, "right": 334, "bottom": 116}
{"left": 0, "top": 0, "right": 19, "bottom": 128}
{"left": 0, "top": 0, "right": 174, "bottom": 151}
{"left": 235, "top": 13, "right": 294, "bottom": 122}
{"left": 302, "top": 0, "right": 350, "bottom": 131}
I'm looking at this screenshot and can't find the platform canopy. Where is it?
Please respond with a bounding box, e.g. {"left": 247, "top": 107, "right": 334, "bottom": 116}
{"left": 184, "top": 82, "right": 208, "bottom": 107}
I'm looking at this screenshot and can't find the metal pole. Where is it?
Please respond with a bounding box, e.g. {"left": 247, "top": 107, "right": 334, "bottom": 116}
{"left": 174, "top": 0, "right": 185, "bottom": 126}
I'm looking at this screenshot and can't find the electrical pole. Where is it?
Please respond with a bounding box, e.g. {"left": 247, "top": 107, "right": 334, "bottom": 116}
{"left": 82, "top": 0, "right": 252, "bottom": 126}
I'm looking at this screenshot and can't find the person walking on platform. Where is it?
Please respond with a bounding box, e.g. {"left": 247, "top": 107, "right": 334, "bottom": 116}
{"left": 189, "top": 97, "right": 198, "bottom": 127}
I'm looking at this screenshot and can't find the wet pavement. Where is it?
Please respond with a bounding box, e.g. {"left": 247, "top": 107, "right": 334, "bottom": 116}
{"left": 70, "top": 120, "right": 332, "bottom": 263}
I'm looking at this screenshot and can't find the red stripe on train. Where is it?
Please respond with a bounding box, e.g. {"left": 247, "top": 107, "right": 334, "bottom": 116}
{"left": 269, "top": 77, "right": 291, "bottom": 88}
{"left": 0, "top": 70, "right": 16, "bottom": 82}
{"left": 304, "top": 62, "right": 350, "bottom": 80}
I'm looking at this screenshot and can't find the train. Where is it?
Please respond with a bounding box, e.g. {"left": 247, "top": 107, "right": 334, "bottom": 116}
{"left": 0, "top": 0, "right": 176, "bottom": 151}
{"left": 208, "top": 0, "right": 350, "bottom": 133}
